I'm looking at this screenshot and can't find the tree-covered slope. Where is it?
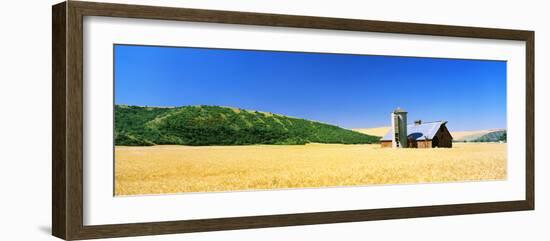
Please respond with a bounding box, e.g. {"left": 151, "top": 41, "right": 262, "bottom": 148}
{"left": 115, "top": 105, "right": 380, "bottom": 146}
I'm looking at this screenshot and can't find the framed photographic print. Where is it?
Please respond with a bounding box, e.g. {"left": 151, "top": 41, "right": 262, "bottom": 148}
{"left": 52, "top": 1, "right": 534, "bottom": 240}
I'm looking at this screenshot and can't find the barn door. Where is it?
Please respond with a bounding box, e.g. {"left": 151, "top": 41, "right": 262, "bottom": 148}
{"left": 432, "top": 136, "right": 439, "bottom": 147}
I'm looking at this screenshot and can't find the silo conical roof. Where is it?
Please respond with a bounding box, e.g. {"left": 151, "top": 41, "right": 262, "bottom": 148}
{"left": 394, "top": 107, "right": 407, "bottom": 113}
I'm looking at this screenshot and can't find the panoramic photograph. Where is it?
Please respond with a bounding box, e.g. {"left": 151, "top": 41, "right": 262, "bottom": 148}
{"left": 114, "top": 44, "right": 507, "bottom": 196}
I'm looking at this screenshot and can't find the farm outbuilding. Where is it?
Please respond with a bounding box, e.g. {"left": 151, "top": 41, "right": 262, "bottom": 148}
{"left": 380, "top": 108, "right": 453, "bottom": 148}
{"left": 381, "top": 120, "right": 453, "bottom": 148}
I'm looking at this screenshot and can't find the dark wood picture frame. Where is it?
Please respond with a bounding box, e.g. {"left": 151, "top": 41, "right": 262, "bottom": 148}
{"left": 52, "top": 1, "right": 535, "bottom": 240}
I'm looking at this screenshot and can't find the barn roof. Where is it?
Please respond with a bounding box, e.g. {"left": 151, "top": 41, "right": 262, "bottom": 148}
{"left": 381, "top": 121, "right": 448, "bottom": 141}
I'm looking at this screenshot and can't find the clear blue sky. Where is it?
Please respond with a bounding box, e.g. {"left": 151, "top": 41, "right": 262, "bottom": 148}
{"left": 114, "top": 44, "right": 506, "bottom": 131}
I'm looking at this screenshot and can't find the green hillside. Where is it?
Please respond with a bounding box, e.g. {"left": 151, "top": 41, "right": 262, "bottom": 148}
{"left": 115, "top": 105, "right": 380, "bottom": 146}
{"left": 474, "top": 130, "right": 506, "bottom": 142}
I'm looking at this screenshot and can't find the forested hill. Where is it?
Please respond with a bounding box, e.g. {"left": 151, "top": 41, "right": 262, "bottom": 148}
{"left": 115, "top": 105, "right": 380, "bottom": 146}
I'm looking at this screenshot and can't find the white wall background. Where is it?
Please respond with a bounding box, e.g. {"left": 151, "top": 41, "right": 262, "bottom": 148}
{"left": 0, "top": 0, "right": 547, "bottom": 240}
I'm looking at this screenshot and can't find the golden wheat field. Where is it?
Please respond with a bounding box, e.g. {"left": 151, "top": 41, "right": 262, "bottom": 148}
{"left": 114, "top": 143, "right": 507, "bottom": 196}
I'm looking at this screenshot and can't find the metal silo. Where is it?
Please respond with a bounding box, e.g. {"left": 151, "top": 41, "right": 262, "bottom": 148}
{"left": 391, "top": 107, "right": 408, "bottom": 148}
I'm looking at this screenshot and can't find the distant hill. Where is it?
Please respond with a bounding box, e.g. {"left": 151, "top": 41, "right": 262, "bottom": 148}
{"left": 354, "top": 126, "right": 506, "bottom": 143}
{"left": 463, "top": 130, "right": 506, "bottom": 142}
{"left": 453, "top": 129, "right": 506, "bottom": 142}
{"left": 353, "top": 127, "right": 391, "bottom": 137}
{"left": 115, "top": 105, "right": 380, "bottom": 146}
{"left": 451, "top": 130, "right": 492, "bottom": 141}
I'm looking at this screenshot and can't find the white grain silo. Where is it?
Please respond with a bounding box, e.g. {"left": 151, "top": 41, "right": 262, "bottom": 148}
{"left": 391, "top": 107, "right": 408, "bottom": 148}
